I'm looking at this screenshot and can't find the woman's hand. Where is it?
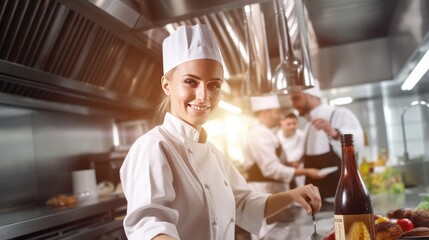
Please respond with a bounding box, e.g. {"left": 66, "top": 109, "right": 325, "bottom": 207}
{"left": 289, "top": 184, "right": 321, "bottom": 215}
{"left": 264, "top": 184, "right": 321, "bottom": 218}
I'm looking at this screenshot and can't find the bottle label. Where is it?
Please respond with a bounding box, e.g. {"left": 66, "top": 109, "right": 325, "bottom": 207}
{"left": 334, "top": 214, "right": 375, "bottom": 240}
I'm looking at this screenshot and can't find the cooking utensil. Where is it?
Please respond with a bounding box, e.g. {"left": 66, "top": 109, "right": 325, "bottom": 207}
{"left": 308, "top": 199, "right": 322, "bottom": 240}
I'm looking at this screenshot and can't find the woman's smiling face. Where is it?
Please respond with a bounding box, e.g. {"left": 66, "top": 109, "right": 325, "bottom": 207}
{"left": 162, "top": 59, "right": 223, "bottom": 130}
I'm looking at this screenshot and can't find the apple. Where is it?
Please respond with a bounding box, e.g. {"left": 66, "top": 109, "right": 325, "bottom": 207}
{"left": 397, "top": 218, "right": 414, "bottom": 232}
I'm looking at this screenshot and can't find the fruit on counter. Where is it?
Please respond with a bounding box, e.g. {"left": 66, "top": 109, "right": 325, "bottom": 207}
{"left": 374, "top": 208, "right": 429, "bottom": 239}
{"left": 375, "top": 221, "right": 403, "bottom": 240}
{"left": 325, "top": 207, "right": 429, "bottom": 240}
{"left": 387, "top": 208, "right": 429, "bottom": 228}
{"left": 396, "top": 218, "right": 414, "bottom": 232}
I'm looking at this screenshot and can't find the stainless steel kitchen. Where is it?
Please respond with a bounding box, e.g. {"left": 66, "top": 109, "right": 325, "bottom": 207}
{"left": 1, "top": 0, "right": 429, "bottom": 239}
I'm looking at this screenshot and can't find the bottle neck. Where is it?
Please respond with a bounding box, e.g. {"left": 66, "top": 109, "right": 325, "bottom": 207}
{"left": 341, "top": 145, "right": 358, "bottom": 173}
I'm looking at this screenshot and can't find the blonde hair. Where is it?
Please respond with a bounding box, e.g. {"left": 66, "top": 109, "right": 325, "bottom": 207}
{"left": 153, "top": 69, "right": 174, "bottom": 125}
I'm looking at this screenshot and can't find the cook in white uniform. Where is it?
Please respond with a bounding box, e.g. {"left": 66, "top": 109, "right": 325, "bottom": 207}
{"left": 120, "top": 24, "right": 322, "bottom": 240}
{"left": 290, "top": 79, "right": 364, "bottom": 199}
{"left": 243, "top": 96, "right": 323, "bottom": 239}
{"left": 277, "top": 112, "right": 305, "bottom": 188}
{"left": 244, "top": 96, "right": 322, "bottom": 195}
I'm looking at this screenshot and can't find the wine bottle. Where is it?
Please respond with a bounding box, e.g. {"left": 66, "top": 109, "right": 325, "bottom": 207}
{"left": 334, "top": 134, "right": 375, "bottom": 240}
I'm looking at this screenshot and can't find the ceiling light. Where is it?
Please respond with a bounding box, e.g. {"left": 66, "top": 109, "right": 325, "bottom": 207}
{"left": 401, "top": 49, "right": 429, "bottom": 91}
{"left": 329, "top": 97, "right": 353, "bottom": 106}
{"left": 219, "top": 100, "right": 242, "bottom": 114}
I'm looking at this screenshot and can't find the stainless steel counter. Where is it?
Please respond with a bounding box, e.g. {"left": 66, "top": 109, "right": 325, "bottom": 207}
{"left": 261, "top": 189, "right": 427, "bottom": 240}
{"left": 0, "top": 195, "right": 126, "bottom": 239}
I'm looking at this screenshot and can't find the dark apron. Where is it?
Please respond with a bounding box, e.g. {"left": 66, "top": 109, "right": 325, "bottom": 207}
{"left": 303, "top": 110, "right": 341, "bottom": 199}
{"left": 304, "top": 146, "right": 341, "bottom": 198}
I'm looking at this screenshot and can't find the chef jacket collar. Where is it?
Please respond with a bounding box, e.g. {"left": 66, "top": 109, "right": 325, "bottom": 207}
{"left": 164, "top": 112, "right": 208, "bottom": 143}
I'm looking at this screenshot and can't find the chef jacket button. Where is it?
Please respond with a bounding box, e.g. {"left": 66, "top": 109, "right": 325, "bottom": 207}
{"left": 224, "top": 180, "right": 228, "bottom": 186}
{"left": 204, "top": 183, "right": 210, "bottom": 189}
{"left": 230, "top": 218, "right": 234, "bottom": 223}
{"left": 187, "top": 148, "right": 192, "bottom": 154}
{"left": 212, "top": 220, "right": 217, "bottom": 226}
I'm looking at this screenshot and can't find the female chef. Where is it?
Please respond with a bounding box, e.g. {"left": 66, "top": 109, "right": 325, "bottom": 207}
{"left": 120, "top": 24, "right": 321, "bottom": 240}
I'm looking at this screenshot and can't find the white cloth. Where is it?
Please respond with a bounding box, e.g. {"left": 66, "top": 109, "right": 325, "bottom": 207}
{"left": 304, "top": 104, "right": 364, "bottom": 158}
{"left": 277, "top": 129, "right": 304, "bottom": 162}
{"left": 277, "top": 129, "right": 305, "bottom": 187}
{"left": 162, "top": 24, "right": 223, "bottom": 74}
{"left": 120, "top": 113, "right": 268, "bottom": 240}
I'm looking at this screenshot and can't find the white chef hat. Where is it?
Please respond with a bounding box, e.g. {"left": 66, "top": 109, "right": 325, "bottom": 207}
{"left": 250, "top": 95, "right": 281, "bottom": 112}
{"left": 162, "top": 24, "right": 223, "bottom": 74}
{"left": 302, "top": 79, "right": 322, "bottom": 98}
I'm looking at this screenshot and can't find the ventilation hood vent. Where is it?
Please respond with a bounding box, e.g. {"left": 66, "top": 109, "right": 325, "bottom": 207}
{"left": 0, "top": 0, "right": 160, "bottom": 119}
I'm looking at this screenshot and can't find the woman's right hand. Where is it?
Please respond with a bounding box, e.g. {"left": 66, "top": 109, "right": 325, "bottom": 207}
{"left": 265, "top": 184, "right": 321, "bottom": 218}
{"left": 289, "top": 184, "right": 321, "bottom": 215}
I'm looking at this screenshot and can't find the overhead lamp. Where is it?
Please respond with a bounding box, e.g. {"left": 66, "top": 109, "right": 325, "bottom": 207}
{"left": 271, "top": 0, "right": 314, "bottom": 94}
{"left": 401, "top": 49, "right": 429, "bottom": 91}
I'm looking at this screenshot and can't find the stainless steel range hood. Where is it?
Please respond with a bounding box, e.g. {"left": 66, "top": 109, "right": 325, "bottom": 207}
{"left": 1, "top": 0, "right": 428, "bottom": 119}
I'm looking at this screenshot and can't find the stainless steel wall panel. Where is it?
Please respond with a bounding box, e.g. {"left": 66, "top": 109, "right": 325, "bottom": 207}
{"left": 0, "top": 106, "right": 37, "bottom": 210}
{"left": 313, "top": 38, "right": 392, "bottom": 89}
{"left": 32, "top": 112, "right": 113, "bottom": 202}
{"left": 0, "top": 104, "right": 115, "bottom": 209}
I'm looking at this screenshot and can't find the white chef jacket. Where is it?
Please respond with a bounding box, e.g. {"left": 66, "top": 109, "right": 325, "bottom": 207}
{"left": 304, "top": 104, "right": 364, "bottom": 158}
{"left": 120, "top": 113, "right": 269, "bottom": 240}
{"left": 243, "top": 123, "right": 295, "bottom": 188}
{"left": 276, "top": 129, "right": 304, "bottom": 163}
{"left": 276, "top": 129, "right": 305, "bottom": 188}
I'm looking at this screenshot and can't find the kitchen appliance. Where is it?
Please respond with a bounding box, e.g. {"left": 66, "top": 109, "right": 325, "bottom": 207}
{"left": 72, "top": 169, "right": 98, "bottom": 200}
{"left": 89, "top": 151, "right": 127, "bottom": 187}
